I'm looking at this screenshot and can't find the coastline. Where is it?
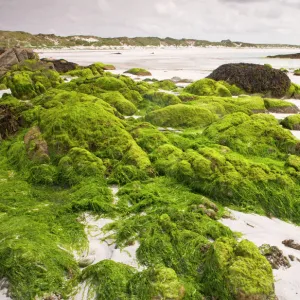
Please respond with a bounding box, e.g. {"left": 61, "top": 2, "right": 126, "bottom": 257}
{"left": 34, "top": 45, "right": 300, "bottom": 52}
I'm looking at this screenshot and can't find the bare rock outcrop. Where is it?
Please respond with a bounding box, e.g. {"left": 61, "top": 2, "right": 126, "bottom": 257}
{"left": 0, "top": 47, "right": 38, "bottom": 77}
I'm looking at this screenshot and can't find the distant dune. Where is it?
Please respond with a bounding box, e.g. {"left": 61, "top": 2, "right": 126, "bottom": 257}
{"left": 1, "top": 30, "right": 300, "bottom": 49}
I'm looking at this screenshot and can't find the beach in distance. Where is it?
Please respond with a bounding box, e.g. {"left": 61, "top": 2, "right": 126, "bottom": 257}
{"left": 38, "top": 47, "right": 300, "bottom": 84}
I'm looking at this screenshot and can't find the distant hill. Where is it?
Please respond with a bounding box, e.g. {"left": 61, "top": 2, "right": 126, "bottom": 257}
{"left": 0, "top": 30, "right": 299, "bottom": 49}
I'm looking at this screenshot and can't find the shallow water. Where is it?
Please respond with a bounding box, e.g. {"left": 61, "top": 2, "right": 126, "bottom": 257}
{"left": 220, "top": 209, "right": 300, "bottom": 300}
{"left": 38, "top": 48, "right": 300, "bottom": 83}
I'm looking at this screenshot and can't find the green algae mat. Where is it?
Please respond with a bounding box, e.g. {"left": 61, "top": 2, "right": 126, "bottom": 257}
{"left": 1, "top": 59, "right": 300, "bottom": 299}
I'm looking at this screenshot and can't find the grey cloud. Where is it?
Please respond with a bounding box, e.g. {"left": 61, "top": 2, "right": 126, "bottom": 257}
{"left": 0, "top": 0, "right": 299, "bottom": 44}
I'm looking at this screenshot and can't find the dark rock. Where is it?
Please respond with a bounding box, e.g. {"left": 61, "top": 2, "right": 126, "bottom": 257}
{"left": 267, "top": 53, "right": 300, "bottom": 59}
{"left": 288, "top": 255, "right": 296, "bottom": 261}
{"left": 207, "top": 63, "right": 291, "bottom": 98}
{"left": 0, "top": 47, "right": 38, "bottom": 77}
{"left": 259, "top": 244, "right": 291, "bottom": 269}
{"left": 282, "top": 239, "right": 300, "bottom": 250}
{"left": 0, "top": 105, "right": 20, "bottom": 140}
{"left": 41, "top": 58, "right": 78, "bottom": 73}
{"left": 24, "top": 126, "right": 50, "bottom": 163}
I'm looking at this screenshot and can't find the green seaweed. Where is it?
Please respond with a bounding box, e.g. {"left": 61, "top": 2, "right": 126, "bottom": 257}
{"left": 184, "top": 79, "right": 232, "bottom": 97}
{"left": 101, "top": 91, "right": 137, "bottom": 115}
{"left": 124, "top": 68, "right": 152, "bottom": 76}
{"left": 145, "top": 104, "right": 217, "bottom": 128}
{"left": 281, "top": 114, "right": 300, "bottom": 130}
{"left": 201, "top": 238, "right": 275, "bottom": 299}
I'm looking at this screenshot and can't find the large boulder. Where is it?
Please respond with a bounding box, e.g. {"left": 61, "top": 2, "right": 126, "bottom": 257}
{"left": 207, "top": 63, "right": 291, "bottom": 98}
{"left": 41, "top": 58, "right": 78, "bottom": 73}
{"left": 0, "top": 48, "right": 37, "bottom": 77}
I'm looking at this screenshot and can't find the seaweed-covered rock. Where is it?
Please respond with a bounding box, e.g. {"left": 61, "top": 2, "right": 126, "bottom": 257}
{"left": 259, "top": 244, "right": 291, "bottom": 269}
{"left": 178, "top": 92, "right": 198, "bottom": 102}
{"left": 189, "top": 96, "right": 266, "bottom": 115}
{"left": 201, "top": 238, "right": 275, "bottom": 299}
{"left": 125, "top": 68, "right": 152, "bottom": 76}
{"left": 264, "top": 98, "right": 299, "bottom": 113}
{"left": 145, "top": 104, "right": 217, "bottom": 128}
{"left": 207, "top": 63, "right": 291, "bottom": 98}
{"left": 281, "top": 114, "right": 300, "bottom": 130}
{"left": 152, "top": 143, "right": 300, "bottom": 220}
{"left": 143, "top": 91, "right": 181, "bottom": 107}
{"left": 40, "top": 58, "right": 78, "bottom": 73}
{"left": 286, "top": 154, "right": 300, "bottom": 171}
{"left": 58, "top": 147, "right": 105, "bottom": 185}
{"left": 101, "top": 91, "right": 137, "bottom": 115}
{"left": 287, "top": 83, "right": 300, "bottom": 99}
{"left": 24, "top": 126, "right": 50, "bottom": 163}
{"left": 152, "top": 80, "right": 177, "bottom": 91}
{"left": 66, "top": 68, "right": 94, "bottom": 78}
{"left": 10, "top": 59, "right": 54, "bottom": 72}
{"left": 129, "top": 266, "right": 185, "bottom": 300}
{"left": 29, "top": 164, "right": 57, "bottom": 185}
{"left": 130, "top": 122, "right": 169, "bottom": 153}
{"left": 184, "top": 78, "right": 232, "bottom": 97}
{"left": 203, "top": 112, "right": 300, "bottom": 157}
{"left": 81, "top": 260, "right": 136, "bottom": 300}
{"left": 1, "top": 69, "right": 62, "bottom": 99}
{"left": 94, "top": 76, "right": 127, "bottom": 91}
{"left": 0, "top": 83, "right": 7, "bottom": 89}
{"left": 294, "top": 69, "right": 300, "bottom": 76}
{"left": 29, "top": 91, "right": 151, "bottom": 176}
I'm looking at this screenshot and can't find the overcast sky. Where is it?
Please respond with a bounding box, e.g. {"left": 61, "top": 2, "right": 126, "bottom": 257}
{"left": 0, "top": 0, "right": 299, "bottom": 44}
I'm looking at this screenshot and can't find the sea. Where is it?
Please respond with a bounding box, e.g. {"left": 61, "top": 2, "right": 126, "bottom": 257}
{"left": 38, "top": 47, "right": 300, "bottom": 84}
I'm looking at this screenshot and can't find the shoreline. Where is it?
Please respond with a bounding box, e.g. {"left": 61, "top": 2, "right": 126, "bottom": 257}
{"left": 34, "top": 45, "right": 300, "bottom": 53}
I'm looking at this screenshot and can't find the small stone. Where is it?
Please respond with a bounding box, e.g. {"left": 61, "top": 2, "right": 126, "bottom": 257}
{"left": 78, "top": 256, "right": 95, "bottom": 268}
{"left": 282, "top": 239, "right": 300, "bottom": 251}
{"left": 259, "top": 244, "right": 291, "bottom": 269}
{"left": 289, "top": 255, "right": 295, "bottom": 261}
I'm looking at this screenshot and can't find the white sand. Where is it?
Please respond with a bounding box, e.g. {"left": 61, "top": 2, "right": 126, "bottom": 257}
{"left": 290, "top": 131, "right": 300, "bottom": 139}
{"left": 72, "top": 185, "right": 142, "bottom": 299}
{"left": 270, "top": 113, "right": 297, "bottom": 120}
{"left": 124, "top": 115, "right": 142, "bottom": 120}
{"left": 286, "top": 99, "right": 300, "bottom": 108}
{"left": 0, "top": 89, "right": 11, "bottom": 98}
{"left": 220, "top": 209, "right": 300, "bottom": 300}
{"left": 0, "top": 278, "right": 10, "bottom": 300}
